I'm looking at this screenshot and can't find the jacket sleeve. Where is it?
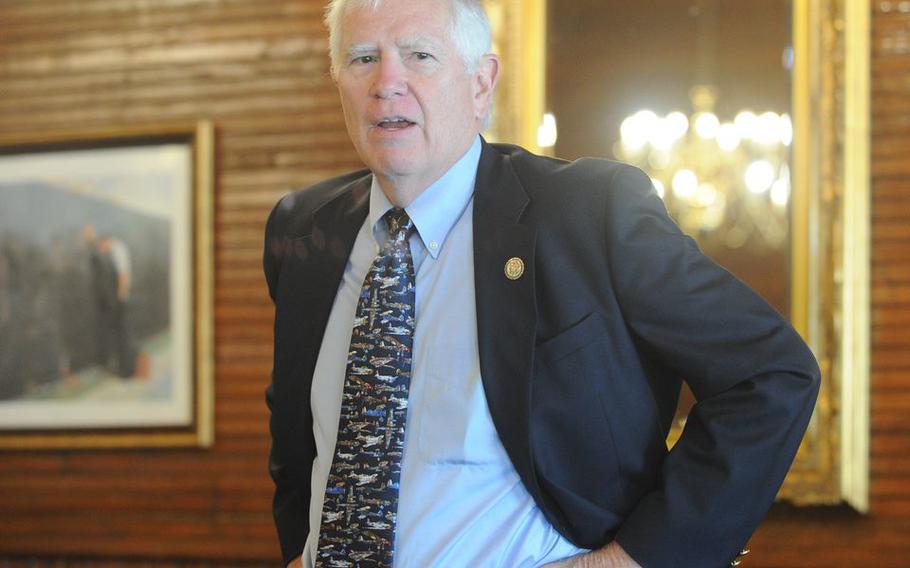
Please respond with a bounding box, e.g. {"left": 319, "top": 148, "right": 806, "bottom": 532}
{"left": 602, "top": 166, "right": 821, "bottom": 568}
{"left": 264, "top": 196, "right": 310, "bottom": 566}
{"left": 266, "top": 381, "right": 309, "bottom": 566}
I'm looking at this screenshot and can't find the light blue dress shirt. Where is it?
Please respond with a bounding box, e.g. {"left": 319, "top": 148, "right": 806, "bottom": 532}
{"left": 303, "top": 136, "right": 588, "bottom": 567}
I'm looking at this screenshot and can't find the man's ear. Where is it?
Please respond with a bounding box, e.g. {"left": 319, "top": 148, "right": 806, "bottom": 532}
{"left": 473, "top": 53, "right": 500, "bottom": 119}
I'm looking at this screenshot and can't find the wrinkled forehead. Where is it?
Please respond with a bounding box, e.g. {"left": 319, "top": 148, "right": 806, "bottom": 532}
{"left": 339, "top": 0, "right": 456, "bottom": 40}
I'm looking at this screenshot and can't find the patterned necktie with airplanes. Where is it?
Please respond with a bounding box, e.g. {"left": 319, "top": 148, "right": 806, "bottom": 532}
{"left": 316, "top": 208, "right": 416, "bottom": 568}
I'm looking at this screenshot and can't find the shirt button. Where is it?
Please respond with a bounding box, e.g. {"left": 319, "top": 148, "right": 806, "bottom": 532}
{"left": 429, "top": 241, "right": 439, "bottom": 250}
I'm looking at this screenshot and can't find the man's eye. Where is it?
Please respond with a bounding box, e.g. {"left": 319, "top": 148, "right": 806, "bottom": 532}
{"left": 353, "top": 55, "right": 377, "bottom": 64}
{"left": 413, "top": 52, "right": 433, "bottom": 61}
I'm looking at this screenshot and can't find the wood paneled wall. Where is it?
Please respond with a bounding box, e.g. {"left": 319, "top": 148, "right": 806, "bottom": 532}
{"left": 0, "top": 0, "right": 909, "bottom": 566}
{"left": 0, "top": 0, "right": 359, "bottom": 563}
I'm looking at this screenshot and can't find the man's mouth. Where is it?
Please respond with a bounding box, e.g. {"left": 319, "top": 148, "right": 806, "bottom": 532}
{"left": 375, "top": 117, "right": 415, "bottom": 130}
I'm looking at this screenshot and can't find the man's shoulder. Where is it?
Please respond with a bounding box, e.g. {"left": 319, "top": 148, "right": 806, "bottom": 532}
{"left": 487, "top": 142, "right": 655, "bottom": 204}
{"left": 278, "top": 168, "right": 371, "bottom": 215}
{"left": 267, "top": 168, "right": 371, "bottom": 235}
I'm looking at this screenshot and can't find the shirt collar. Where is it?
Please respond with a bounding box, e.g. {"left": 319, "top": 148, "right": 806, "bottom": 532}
{"left": 368, "top": 136, "right": 482, "bottom": 259}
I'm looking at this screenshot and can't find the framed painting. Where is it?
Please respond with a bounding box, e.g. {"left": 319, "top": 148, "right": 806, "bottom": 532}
{"left": 0, "top": 121, "right": 214, "bottom": 449}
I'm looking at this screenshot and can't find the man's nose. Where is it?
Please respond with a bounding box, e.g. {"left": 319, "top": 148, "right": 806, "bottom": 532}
{"left": 370, "top": 58, "right": 408, "bottom": 99}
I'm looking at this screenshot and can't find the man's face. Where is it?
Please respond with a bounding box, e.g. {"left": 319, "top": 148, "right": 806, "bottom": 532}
{"left": 335, "top": 0, "right": 497, "bottom": 197}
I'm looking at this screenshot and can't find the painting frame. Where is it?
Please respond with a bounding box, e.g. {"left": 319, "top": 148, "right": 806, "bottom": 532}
{"left": 489, "top": 0, "right": 870, "bottom": 509}
{"left": 0, "top": 121, "right": 214, "bottom": 450}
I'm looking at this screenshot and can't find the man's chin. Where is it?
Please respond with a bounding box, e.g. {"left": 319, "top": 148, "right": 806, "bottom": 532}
{"left": 364, "top": 154, "right": 421, "bottom": 180}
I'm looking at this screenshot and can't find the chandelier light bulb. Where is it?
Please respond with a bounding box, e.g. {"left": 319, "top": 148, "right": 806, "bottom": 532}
{"left": 635, "top": 109, "right": 660, "bottom": 128}
{"left": 717, "top": 123, "right": 741, "bottom": 152}
{"left": 754, "top": 112, "right": 782, "bottom": 145}
{"left": 650, "top": 123, "right": 676, "bottom": 151}
{"left": 650, "top": 111, "right": 691, "bottom": 150}
{"left": 651, "top": 178, "right": 666, "bottom": 199}
{"left": 694, "top": 112, "right": 720, "bottom": 139}
{"left": 665, "top": 111, "right": 690, "bottom": 141}
{"left": 695, "top": 183, "right": 719, "bottom": 207}
{"left": 771, "top": 177, "right": 791, "bottom": 207}
{"left": 537, "top": 113, "right": 558, "bottom": 148}
{"left": 620, "top": 112, "right": 651, "bottom": 152}
{"left": 734, "top": 110, "right": 758, "bottom": 140}
{"left": 779, "top": 114, "right": 794, "bottom": 146}
{"left": 745, "top": 160, "right": 776, "bottom": 194}
{"left": 672, "top": 169, "right": 699, "bottom": 199}
{"left": 648, "top": 151, "right": 672, "bottom": 170}
{"left": 771, "top": 164, "right": 792, "bottom": 206}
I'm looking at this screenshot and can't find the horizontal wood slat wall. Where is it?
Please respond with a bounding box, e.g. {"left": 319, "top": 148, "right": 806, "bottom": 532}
{"left": 1, "top": 0, "right": 909, "bottom": 566}
{"left": 0, "top": 0, "right": 360, "bottom": 564}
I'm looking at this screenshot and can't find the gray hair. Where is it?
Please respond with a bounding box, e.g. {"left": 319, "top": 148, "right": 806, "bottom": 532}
{"left": 324, "top": 0, "right": 492, "bottom": 77}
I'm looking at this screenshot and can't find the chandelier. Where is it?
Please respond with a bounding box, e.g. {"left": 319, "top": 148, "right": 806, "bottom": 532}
{"left": 614, "top": 85, "right": 792, "bottom": 251}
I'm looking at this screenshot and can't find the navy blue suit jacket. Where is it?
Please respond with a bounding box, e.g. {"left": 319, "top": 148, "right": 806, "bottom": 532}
{"left": 263, "top": 140, "right": 820, "bottom": 567}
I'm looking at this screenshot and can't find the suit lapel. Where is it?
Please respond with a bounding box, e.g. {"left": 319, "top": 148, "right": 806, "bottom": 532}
{"left": 295, "top": 176, "right": 371, "bottom": 341}
{"left": 473, "top": 142, "right": 539, "bottom": 487}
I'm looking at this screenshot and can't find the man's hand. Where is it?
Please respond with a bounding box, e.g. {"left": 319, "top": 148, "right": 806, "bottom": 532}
{"left": 544, "top": 541, "right": 642, "bottom": 568}
{"left": 286, "top": 555, "right": 303, "bottom": 568}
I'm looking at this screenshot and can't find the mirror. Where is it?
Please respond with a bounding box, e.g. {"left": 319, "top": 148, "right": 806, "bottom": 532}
{"left": 486, "top": 0, "right": 870, "bottom": 510}
{"left": 547, "top": 0, "right": 793, "bottom": 432}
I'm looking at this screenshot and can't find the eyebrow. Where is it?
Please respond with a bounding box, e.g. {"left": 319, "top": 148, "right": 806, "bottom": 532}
{"left": 346, "top": 44, "right": 378, "bottom": 58}
{"left": 397, "top": 37, "right": 444, "bottom": 52}
{"left": 345, "top": 37, "right": 445, "bottom": 59}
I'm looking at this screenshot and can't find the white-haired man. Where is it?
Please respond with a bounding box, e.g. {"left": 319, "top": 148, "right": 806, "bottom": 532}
{"left": 263, "top": 0, "right": 820, "bottom": 566}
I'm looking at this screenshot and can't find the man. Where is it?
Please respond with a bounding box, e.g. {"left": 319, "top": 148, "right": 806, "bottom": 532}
{"left": 107, "top": 235, "right": 137, "bottom": 378}
{"left": 263, "top": 0, "right": 821, "bottom": 566}
{"left": 86, "top": 227, "right": 117, "bottom": 370}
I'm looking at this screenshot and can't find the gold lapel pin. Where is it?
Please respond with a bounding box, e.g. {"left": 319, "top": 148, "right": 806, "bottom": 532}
{"left": 504, "top": 257, "right": 524, "bottom": 280}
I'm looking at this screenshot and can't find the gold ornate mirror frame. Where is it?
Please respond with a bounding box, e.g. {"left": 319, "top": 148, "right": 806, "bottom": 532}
{"left": 788, "top": 0, "right": 870, "bottom": 511}
{"left": 483, "top": 0, "right": 547, "bottom": 153}
{"left": 486, "top": 0, "right": 870, "bottom": 511}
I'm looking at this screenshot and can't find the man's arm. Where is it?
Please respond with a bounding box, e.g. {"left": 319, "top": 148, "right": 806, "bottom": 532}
{"left": 264, "top": 198, "right": 311, "bottom": 565}
{"left": 266, "top": 380, "right": 310, "bottom": 565}
{"left": 547, "top": 542, "right": 641, "bottom": 568}
{"left": 596, "top": 165, "right": 820, "bottom": 567}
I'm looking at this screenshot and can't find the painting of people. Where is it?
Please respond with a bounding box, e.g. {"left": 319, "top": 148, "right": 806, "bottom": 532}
{"left": 0, "top": 127, "right": 210, "bottom": 444}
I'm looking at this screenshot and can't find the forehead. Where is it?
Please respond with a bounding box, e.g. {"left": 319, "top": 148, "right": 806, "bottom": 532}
{"left": 340, "top": 0, "right": 454, "bottom": 46}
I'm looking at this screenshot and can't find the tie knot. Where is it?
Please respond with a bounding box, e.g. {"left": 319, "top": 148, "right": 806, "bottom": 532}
{"left": 384, "top": 208, "right": 414, "bottom": 241}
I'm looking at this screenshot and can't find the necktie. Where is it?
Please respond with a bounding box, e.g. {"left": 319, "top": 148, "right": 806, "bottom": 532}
{"left": 316, "top": 208, "right": 416, "bottom": 568}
